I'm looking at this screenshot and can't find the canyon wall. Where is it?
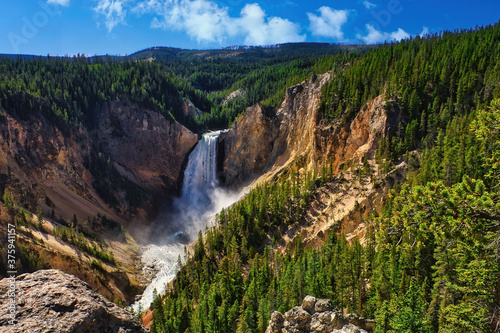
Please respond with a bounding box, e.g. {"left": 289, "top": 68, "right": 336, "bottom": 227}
{"left": 220, "top": 73, "right": 403, "bottom": 187}
{"left": 0, "top": 99, "right": 198, "bottom": 304}
{"left": 0, "top": 100, "right": 197, "bottom": 223}
{"left": 219, "top": 73, "right": 406, "bottom": 250}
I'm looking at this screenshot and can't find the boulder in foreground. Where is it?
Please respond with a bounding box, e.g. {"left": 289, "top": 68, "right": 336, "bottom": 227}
{"left": 0, "top": 269, "right": 147, "bottom": 333}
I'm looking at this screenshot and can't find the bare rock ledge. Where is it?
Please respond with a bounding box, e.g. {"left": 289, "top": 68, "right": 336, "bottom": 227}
{"left": 0, "top": 269, "right": 147, "bottom": 333}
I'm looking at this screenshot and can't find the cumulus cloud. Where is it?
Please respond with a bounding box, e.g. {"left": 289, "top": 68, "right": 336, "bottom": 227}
{"left": 356, "top": 24, "right": 409, "bottom": 44}
{"left": 47, "top": 0, "right": 70, "bottom": 6}
{"left": 420, "top": 26, "right": 429, "bottom": 36}
{"left": 238, "top": 3, "right": 305, "bottom": 45}
{"left": 307, "top": 6, "right": 350, "bottom": 41}
{"left": 148, "top": 0, "right": 233, "bottom": 43}
{"left": 363, "top": 1, "right": 376, "bottom": 9}
{"left": 94, "top": 0, "right": 129, "bottom": 32}
{"left": 136, "top": 0, "right": 304, "bottom": 45}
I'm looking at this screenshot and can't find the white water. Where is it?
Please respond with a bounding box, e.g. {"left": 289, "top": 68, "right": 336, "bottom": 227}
{"left": 131, "top": 131, "right": 243, "bottom": 313}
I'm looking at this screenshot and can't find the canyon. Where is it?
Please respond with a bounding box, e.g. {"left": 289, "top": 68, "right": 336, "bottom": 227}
{"left": 1, "top": 71, "right": 404, "bottom": 330}
{"left": 0, "top": 96, "right": 199, "bottom": 305}
{"left": 1, "top": 25, "right": 498, "bottom": 332}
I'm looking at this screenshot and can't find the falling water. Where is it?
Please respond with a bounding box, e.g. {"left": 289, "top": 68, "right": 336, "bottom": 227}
{"left": 179, "top": 131, "right": 220, "bottom": 215}
{"left": 131, "top": 131, "right": 242, "bottom": 313}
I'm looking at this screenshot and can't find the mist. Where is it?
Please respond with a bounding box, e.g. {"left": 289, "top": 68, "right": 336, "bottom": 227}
{"left": 131, "top": 131, "right": 244, "bottom": 313}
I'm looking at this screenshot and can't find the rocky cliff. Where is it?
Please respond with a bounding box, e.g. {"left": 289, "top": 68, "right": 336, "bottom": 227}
{"left": 0, "top": 99, "right": 197, "bottom": 224}
{"left": 94, "top": 100, "right": 198, "bottom": 217}
{"left": 219, "top": 73, "right": 403, "bottom": 187}
{"left": 219, "top": 73, "right": 405, "bottom": 248}
{"left": 218, "top": 103, "right": 274, "bottom": 185}
{"left": 0, "top": 269, "right": 147, "bottom": 333}
{"left": 219, "top": 74, "right": 329, "bottom": 186}
{"left": 265, "top": 295, "right": 374, "bottom": 333}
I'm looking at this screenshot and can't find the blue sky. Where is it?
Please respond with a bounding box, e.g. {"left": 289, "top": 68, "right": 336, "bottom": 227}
{"left": 1, "top": 0, "right": 499, "bottom": 55}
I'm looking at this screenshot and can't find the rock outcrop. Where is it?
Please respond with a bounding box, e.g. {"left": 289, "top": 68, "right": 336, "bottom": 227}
{"left": 218, "top": 103, "right": 274, "bottom": 185}
{"left": 219, "top": 73, "right": 403, "bottom": 188}
{"left": 0, "top": 270, "right": 147, "bottom": 333}
{"left": 265, "top": 295, "right": 375, "bottom": 333}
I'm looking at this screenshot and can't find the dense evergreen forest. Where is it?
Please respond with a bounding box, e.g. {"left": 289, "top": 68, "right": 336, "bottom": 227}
{"left": 0, "top": 43, "right": 347, "bottom": 132}
{"left": 148, "top": 24, "right": 500, "bottom": 332}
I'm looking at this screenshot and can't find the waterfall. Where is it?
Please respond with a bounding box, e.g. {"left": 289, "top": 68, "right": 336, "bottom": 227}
{"left": 131, "top": 131, "right": 242, "bottom": 314}
{"left": 180, "top": 131, "right": 220, "bottom": 210}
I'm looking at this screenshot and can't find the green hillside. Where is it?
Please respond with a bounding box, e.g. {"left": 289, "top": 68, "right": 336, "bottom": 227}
{"left": 0, "top": 43, "right": 362, "bottom": 132}
{"left": 149, "top": 24, "right": 500, "bottom": 333}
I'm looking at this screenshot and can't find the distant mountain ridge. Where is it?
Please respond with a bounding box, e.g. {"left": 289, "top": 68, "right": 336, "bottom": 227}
{"left": 128, "top": 43, "right": 373, "bottom": 62}
{"left": 0, "top": 42, "right": 374, "bottom": 63}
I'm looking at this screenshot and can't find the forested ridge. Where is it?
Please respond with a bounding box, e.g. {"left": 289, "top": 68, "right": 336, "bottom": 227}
{"left": 0, "top": 44, "right": 347, "bottom": 132}
{"left": 148, "top": 24, "right": 500, "bottom": 332}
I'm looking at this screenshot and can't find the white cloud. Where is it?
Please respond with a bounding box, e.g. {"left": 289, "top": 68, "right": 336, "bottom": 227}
{"left": 93, "top": 0, "right": 305, "bottom": 44}
{"left": 94, "top": 0, "right": 129, "bottom": 32}
{"left": 47, "top": 0, "right": 70, "bottom": 6}
{"left": 307, "top": 6, "right": 350, "bottom": 41}
{"left": 132, "top": 0, "right": 161, "bottom": 14}
{"left": 420, "top": 26, "right": 429, "bottom": 36}
{"left": 356, "top": 24, "right": 409, "bottom": 44}
{"left": 136, "top": 0, "right": 304, "bottom": 45}
{"left": 238, "top": 3, "right": 305, "bottom": 45}
{"left": 363, "top": 1, "right": 376, "bottom": 9}
{"left": 151, "top": 0, "right": 233, "bottom": 43}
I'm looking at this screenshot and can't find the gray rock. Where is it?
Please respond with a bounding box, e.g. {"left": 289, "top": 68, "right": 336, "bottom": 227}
{"left": 265, "top": 311, "right": 285, "bottom": 333}
{"left": 0, "top": 270, "right": 147, "bottom": 333}
{"left": 309, "top": 311, "right": 348, "bottom": 332}
{"left": 310, "top": 311, "right": 334, "bottom": 331}
{"left": 265, "top": 296, "right": 373, "bottom": 333}
{"left": 301, "top": 295, "right": 318, "bottom": 314}
{"left": 345, "top": 313, "right": 376, "bottom": 331}
{"left": 330, "top": 311, "right": 349, "bottom": 330}
{"left": 314, "top": 299, "right": 334, "bottom": 313}
{"left": 331, "top": 323, "right": 368, "bottom": 333}
{"left": 284, "top": 306, "right": 312, "bottom": 331}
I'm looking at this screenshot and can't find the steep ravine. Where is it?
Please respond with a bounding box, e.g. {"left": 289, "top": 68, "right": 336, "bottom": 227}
{"left": 0, "top": 99, "right": 198, "bottom": 304}
{"left": 219, "top": 74, "right": 405, "bottom": 248}
{"left": 1, "top": 72, "right": 406, "bottom": 330}
{"left": 137, "top": 73, "right": 407, "bottom": 330}
{"left": 132, "top": 130, "right": 244, "bottom": 315}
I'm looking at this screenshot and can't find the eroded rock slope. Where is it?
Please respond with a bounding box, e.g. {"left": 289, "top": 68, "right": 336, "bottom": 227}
{"left": 219, "top": 74, "right": 403, "bottom": 187}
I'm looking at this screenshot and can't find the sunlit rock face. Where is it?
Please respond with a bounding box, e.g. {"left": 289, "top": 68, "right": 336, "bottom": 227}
{"left": 219, "top": 73, "right": 403, "bottom": 189}
{"left": 0, "top": 269, "right": 147, "bottom": 333}
{"left": 218, "top": 103, "right": 275, "bottom": 186}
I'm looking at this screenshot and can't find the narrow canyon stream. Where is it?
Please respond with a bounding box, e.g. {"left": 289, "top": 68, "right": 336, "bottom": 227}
{"left": 131, "top": 131, "right": 243, "bottom": 313}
